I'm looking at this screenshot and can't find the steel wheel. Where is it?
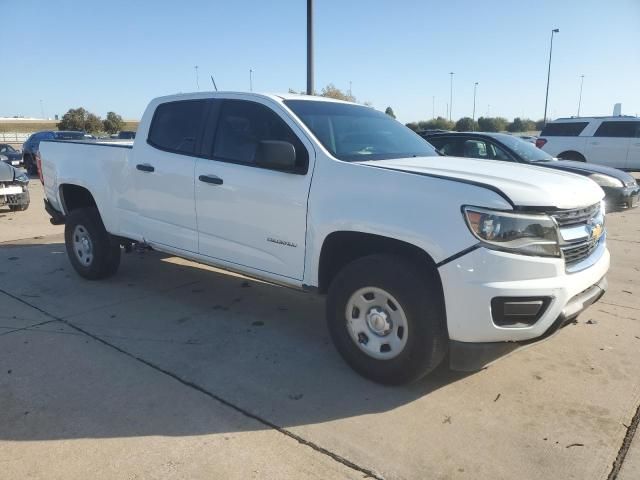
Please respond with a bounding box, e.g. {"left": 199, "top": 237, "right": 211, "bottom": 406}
{"left": 72, "top": 224, "right": 94, "bottom": 266}
{"left": 345, "top": 286, "right": 409, "bottom": 360}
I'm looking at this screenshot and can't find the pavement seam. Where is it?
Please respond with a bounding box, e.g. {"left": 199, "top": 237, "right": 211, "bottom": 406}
{"left": 0, "top": 318, "right": 59, "bottom": 337}
{"left": 0, "top": 287, "right": 384, "bottom": 480}
{"left": 608, "top": 401, "right": 640, "bottom": 479}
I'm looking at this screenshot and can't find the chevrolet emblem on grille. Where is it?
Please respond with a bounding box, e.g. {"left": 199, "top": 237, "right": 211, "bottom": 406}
{"left": 588, "top": 220, "right": 604, "bottom": 241}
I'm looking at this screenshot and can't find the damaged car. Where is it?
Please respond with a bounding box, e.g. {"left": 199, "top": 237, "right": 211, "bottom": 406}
{"left": 0, "top": 161, "right": 29, "bottom": 212}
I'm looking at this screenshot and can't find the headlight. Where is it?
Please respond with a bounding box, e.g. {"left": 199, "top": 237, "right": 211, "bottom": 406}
{"left": 589, "top": 173, "right": 623, "bottom": 188}
{"left": 15, "top": 172, "right": 29, "bottom": 183}
{"left": 463, "top": 206, "right": 560, "bottom": 257}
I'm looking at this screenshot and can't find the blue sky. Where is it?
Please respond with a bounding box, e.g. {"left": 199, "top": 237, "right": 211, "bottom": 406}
{"left": 3, "top": 0, "right": 639, "bottom": 123}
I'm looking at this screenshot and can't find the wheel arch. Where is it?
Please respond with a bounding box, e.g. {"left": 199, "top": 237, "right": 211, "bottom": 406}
{"left": 317, "top": 230, "right": 443, "bottom": 296}
{"left": 59, "top": 183, "right": 98, "bottom": 215}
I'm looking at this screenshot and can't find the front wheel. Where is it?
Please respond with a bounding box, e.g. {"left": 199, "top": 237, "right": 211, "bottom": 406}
{"left": 64, "top": 207, "right": 121, "bottom": 280}
{"left": 326, "top": 254, "right": 447, "bottom": 385}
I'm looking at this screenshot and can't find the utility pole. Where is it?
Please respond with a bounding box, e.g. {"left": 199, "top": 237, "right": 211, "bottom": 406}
{"left": 577, "top": 74, "right": 584, "bottom": 117}
{"left": 250, "top": 69, "right": 253, "bottom": 92}
{"left": 306, "top": 0, "right": 314, "bottom": 95}
{"left": 194, "top": 65, "right": 200, "bottom": 90}
{"left": 543, "top": 28, "right": 559, "bottom": 123}
{"left": 472, "top": 82, "right": 478, "bottom": 128}
{"left": 449, "top": 72, "right": 455, "bottom": 121}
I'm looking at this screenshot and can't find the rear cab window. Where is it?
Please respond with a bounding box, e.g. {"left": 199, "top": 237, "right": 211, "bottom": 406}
{"left": 540, "top": 122, "right": 589, "bottom": 136}
{"left": 148, "top": 100, "right": 209, "bottom": 155}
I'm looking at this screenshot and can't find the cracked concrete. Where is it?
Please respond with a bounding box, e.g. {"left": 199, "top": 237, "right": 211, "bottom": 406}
{"left": 1, "top": 181, "right": 639, "bottom": 479}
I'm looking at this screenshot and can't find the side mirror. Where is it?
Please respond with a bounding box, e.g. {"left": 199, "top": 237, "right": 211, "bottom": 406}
{"left": 256, "top": 140, "right": 296, "bottom": 171}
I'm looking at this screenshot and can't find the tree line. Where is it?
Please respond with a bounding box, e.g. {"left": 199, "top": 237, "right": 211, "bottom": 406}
{"left": 405, "top": 116, "right": 544, "bottom": 133}
{"left": 57, "top": 108, "right": 126, "bottom": 134}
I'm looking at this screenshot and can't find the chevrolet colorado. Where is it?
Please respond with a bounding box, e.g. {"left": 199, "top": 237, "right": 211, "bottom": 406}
{"left": 40, "top": 92, "right": 609, "bottom": 384}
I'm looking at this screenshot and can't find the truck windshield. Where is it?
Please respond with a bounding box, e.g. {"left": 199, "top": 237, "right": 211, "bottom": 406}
{"left": 284, "top": 100, "right": 437, "bottom": 161}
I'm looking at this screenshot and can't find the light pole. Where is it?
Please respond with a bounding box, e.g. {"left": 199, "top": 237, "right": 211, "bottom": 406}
{"left": 349, "top": 80, "right": 352, "bottom": 98}
{"left": 250, "top": 69, "right": 253, "bottom": 92}
{"left": 194, "top": 65, "right": 199, "bottom": 90}
{"left": 449, "top": 72, "right": 454, "bottom": 121}
{"left": 577, "top": 74, "right": 584, "bottom": 117}
{"left": 306, "top": 0, "right": 314, "bottom": 95}
{"left": 472, "top": 82, "right": 478, "bottom": 128}
{"left": 543, "top": 28, "right": 559, "bottom": 124}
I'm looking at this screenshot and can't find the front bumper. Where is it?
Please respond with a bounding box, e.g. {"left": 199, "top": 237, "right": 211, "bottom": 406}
{"left": 438, "top": 240, "right": 610, "bottom": 369}
{"left": 603, "top": 184, "right": 640, "bottom": 211}
{"left": 0, "top": 184, "right": 29, "bottom": 207}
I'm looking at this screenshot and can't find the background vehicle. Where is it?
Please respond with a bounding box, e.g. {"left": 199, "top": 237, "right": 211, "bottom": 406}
{"left": 40, "top": 93, "right": 609, "bottom": 385}
{"left": 0, "top": 144, "right": 24, "bottom": 167}
{"left": 536, "top": 116, "right": 640, "bottom": 170}
{"left": 0, "top": 162, "right": 29, "bottom": 211}
{"left": 518, "top": 135, "right": 537, "bottom": 144}
{"left": 117, "top": 130, "right": 136, "bottom": 139}
{"left": 23, "top": 130, "right": 86, "bottom": 174}
{"left": 423, "top": 131, "right": 639, "bottom": 210}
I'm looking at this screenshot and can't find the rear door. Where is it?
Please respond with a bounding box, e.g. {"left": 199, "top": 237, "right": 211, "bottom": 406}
{"left": 194, "top": 98, "right": 314, "bottom": 280}
{"left": 586, "top": 121, "right": 634, "bottom": 168}
{"left": 132, "top": 99, "right": 210, "bottom": 253}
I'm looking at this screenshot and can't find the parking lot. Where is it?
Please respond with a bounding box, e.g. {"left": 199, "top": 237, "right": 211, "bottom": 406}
{"left": 1, "top": 180, "right": 639, "bottom": 479}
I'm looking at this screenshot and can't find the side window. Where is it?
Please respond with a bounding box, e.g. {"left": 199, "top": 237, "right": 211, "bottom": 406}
{"left": 148, "top": 100, "right": 208, "bottom": 155}
{"left": 487, "top": 142, "right": 512, "bottom": 161}
{"left": 213, "top": 100, "right": 308, "bottom": 173}
{"left": 463, "top": 140, "right": 489, "bottom": 159}
{"left": 540, "top": 122, "right": 589, "bottom": 136}
{"left": 428, "top": 138, "right": 461, "bottom": 156}
{"left": 594, "top": 121, "right": 639, "bottom": 138}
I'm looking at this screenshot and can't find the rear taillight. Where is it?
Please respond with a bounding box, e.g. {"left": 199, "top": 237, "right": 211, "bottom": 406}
{"left": 36, "top": 152, "right": 44, "bottom": 184}
{"left": 535, "top": 138, "right": 547, "bottom": 149}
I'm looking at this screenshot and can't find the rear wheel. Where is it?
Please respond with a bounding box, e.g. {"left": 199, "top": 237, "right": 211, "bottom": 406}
{"left": 64, "top": 207, "right": 121, "bottom": 280}
{"left": 326, "top": 254, "right": 447, "bottom": 385}
{"left": 558, "top": 151, "right": 586, "bottom": 162}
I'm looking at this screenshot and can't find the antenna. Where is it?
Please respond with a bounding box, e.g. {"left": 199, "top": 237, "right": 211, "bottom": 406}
{"left": 210, "top": 75, "right": 218, "bottom": 91}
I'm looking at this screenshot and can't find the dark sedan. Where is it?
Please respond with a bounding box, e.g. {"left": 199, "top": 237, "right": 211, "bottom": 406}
{"left": 22, "top": 130, "right": 86, "bottom": 174}
{"left": 0, "top": 144, "right": 23, "bottom": 167}
{"left": 421, "top": 131, "right": 639, "bottom": 211}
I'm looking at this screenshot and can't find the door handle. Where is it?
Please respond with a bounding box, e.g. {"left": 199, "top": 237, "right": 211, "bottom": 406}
{"left": 198, "top": 174, "right": 223, "bottom": 185}
{"left": 136, "top": 163, "right": 155, "bottom": 172}
{"left": 633, "top": 142, "right": 640, "bottom": 147}
{"left": 590, "top": 141, "right": 600, "bottom": 145}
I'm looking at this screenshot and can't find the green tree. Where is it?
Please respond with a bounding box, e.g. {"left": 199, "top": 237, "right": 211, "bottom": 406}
{"left": 405, "top": 122, "right": 419, "bottom": 131}
{"left": 455, "top": 117, "right": 477, "bottom": 132}
{"left": 477, "top": 116, "right": 508, "bottom": 132}
{"left": 384, "top": 106, "right": 396, "bottom": 118}
{"left": 320, "top": 83, "right": 356, "bottom": 102}
{"left": 417, "top": 117, "right": 455, "bottom": 131}
{"left": 57, "top": 107, "right": 103, "bottom": 133}
{"left": 102, "top": 111, "right": 125, "bottom": 134}
{"left": 535, "top": 119, "right": 546, "bottom": 131}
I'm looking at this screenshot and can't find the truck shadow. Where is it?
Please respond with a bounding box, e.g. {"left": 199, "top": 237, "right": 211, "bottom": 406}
{"left": 1, "top": 241, "right": 477, "bottom": 442}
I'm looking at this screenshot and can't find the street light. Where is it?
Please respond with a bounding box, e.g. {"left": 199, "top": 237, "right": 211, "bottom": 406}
{"left": 577, "top": 74, "right": 585, "bottom": 117}
{"left": 194, "top": 65, "right": 200, "bottom": 91}
{"left": 250, "top": 69, "right": 253, "bottom": 92}
{"left": 449, "top": 72, "right": 455, "bottom": 121}
{"left": 472, "top": 82, "right": 479, "bottom": 128}
{"left": 543, "top": 28, "right": 559, "bottom": 124}
{"left": 307, "top": 0, "right": 314, "bottom": 95}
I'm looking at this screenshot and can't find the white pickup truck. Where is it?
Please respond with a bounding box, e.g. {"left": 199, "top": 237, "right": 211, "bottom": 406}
{"left": 40, "top": 92, "right": 609, "bottom": 384}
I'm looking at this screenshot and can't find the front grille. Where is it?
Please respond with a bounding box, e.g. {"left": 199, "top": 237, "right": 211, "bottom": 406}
{"left": 551, "top": 203, "right": 600, "bottom": 227}
{"left": 561, "top": 236, "right": 602, "bottom": 266}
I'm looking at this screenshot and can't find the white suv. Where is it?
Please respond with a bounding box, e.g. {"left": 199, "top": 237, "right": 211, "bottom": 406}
{"left": 537, "top": 116, "right": 640, "bottom": 170}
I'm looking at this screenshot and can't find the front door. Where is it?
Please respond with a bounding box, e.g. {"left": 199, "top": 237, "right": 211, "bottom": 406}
{"left": 586, "top": 121, "right": 634, "bottom": 168}
{"left": 194, "top": 98, "right": 314, "bottom": 280}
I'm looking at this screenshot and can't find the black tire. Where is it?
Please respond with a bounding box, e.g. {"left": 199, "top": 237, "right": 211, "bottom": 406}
{"left": 326, "top": 254, "right": 447, "bottom": 385}
{"left": 558, "top": 151, "right": 586, "bottom": 162}
{"left": 64, "top": 207, "right": 121, "bottom": 280}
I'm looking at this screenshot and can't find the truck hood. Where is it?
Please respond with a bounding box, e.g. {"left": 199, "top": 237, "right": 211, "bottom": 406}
{"left": 0, "top": 161, "right": 15, "bottom": 182}
{"left": 358, "top": 156, "right": 604, "bottom": 209}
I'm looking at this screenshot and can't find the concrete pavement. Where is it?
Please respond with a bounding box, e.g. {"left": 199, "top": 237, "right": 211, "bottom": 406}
{"left": 1, "top": 180, "right": 639, "bottom": 479}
